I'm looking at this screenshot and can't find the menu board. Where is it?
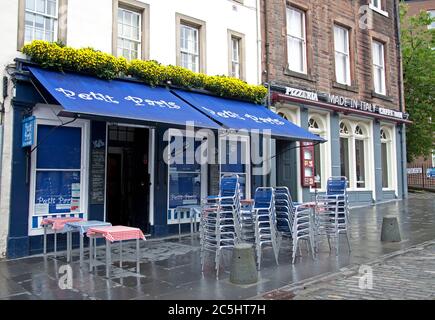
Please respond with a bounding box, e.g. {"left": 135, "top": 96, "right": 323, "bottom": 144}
{"left": 209, "top": 164, "right": 220, "bottom": 196}
{"left": 90, "top": 139, "right": 106, "bottom": 204}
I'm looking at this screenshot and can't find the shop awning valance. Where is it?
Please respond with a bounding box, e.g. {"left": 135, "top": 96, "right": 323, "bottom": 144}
{"left": 173, "top": 90, "right": 325, "bottom": 142}
{"left": 28, "top": 67, "right": 221, "bottom": 130}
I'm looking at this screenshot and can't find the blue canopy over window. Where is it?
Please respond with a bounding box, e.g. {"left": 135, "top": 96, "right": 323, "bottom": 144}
{"left": 28, "top": 67, "right": 221, "bottom": 130}
{"left": 173, "top": 90, "right": 325, "bottom": 142}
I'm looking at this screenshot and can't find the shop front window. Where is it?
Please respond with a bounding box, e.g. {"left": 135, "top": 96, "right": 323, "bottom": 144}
{"left": 308, "top": 116, "right": 327, "bottom": 189}
{"left": 33, "top": 125, "right": 83, "bottom": 216}
{"left": 168, "top": 135, "right": 202, "bottom": 209}
{"left": 381, "top": 128, "right": 391, "bottom": 189}
{"left": 340, "top": 137, "right": 350, "bottom": 180}
{"left": 220, "top": 136, "right": 250, "bottom": 199}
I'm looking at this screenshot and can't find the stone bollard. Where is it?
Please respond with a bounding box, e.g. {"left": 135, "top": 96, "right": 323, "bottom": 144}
{"left": 381, "top": 216, "right": 401, "bottom": 242}
{"left": 230, "top": 243, "right": 258, "bottom": 285}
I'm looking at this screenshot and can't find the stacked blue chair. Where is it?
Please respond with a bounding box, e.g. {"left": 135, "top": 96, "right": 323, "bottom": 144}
{"left": 200, "top": 174, "right": 242, "bottom": 278}
{"left": 274, "top": 187, "right": 293, "bottom": 239}
{"left": 253, "top": 187, "right": 279, "bottom": 270}
{"left": 315, "top": 192, "right": 351, "bottom": 255}
{"left": 291, "top": 203, "right": 315, "bottom": 264}
{"left": 326, "top": 176, "right": 349, "bottom": 226}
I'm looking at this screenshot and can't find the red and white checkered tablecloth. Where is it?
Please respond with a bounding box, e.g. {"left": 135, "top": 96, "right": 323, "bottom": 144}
{"left": 41, "top": 217, "right": 83, "bottom": 231}
{"left": 86, "top": 225, "right": 146, "bottom": 242}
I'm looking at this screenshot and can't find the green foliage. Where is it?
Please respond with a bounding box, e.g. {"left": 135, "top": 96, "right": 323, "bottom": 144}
{"left": 21, "top": 40, "right": 267, "bottom": 104}
{"left": 400, "top": 2, "right": 435, "bottom": 162}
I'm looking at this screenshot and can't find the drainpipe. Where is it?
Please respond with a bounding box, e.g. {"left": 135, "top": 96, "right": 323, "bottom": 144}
{"left": 394, "top": 0, "right": 408, "bottom": 199}
{"left": 256, "top": 0, "right": 262, "bottom": 86}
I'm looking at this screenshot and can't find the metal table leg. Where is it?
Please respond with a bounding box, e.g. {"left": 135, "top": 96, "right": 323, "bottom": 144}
{"left": 106, "top": 239, "right": 111, "bottom": 278}
{"left": 43, "top": 225, "right": 47, "bottom": 256}
{"left": 136, "top": 238, "right": 140, "bottom": 274}
{"left": 54, "top": 229, "right": 57, "bottom": 257}
{"left": 178, "top": 209, "right": 181, "bottom": 240}
{"left": 119, "top": 241, "right": 123, "bottom": 268}
{"left": 89, "top": 235, "right": 93, "bottom": 272}
{"left": 67, "top": 231, "right": 71, "bottom": 263}
{"left": 79, "top": 233, "right": 84, "bottom": 267}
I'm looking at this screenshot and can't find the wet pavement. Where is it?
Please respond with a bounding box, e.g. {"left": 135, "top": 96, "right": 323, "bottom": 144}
{"left": 0, "top": 191, "right": 433, "bottom": 300}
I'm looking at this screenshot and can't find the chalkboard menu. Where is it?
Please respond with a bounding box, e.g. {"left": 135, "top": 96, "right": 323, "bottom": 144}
{"left": 90, "top": 139, "right": 106, "bottom": 204}
{"left": 209, "top": 164, "right": 220, "bottom": 196}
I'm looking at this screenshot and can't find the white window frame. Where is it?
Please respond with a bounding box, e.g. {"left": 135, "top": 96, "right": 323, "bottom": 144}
{"left": 24, "top": 0, "right": 59, "bottom": 44}
{"left": 369, "top": 0, "right": 389, "bottom": 17}
{"left": 219, "top": 134, "right": 251, "bottom": 200}
{"left": 180, "top": 24, "right": 200, "bottom": 72}
{"left": 428, "top": 10, "right": 435, "bottom": 30}
{"left": 286, "top": 6, "right": 307, "bottom": 74}
{"left": 339, "top": 119, "right": 374, "bottom": 191}
{"left": 28, "top": 105, "right": 89, "bottom": 236}
{"left": 372, "top": 40, "right": 386, "bottom": 95}
{"left": 231, "top": 37, "right": 241, "bottom": 79}
{"left": 308, "top": 113, "right": 331, "bottom": 192}
{"left": 334, "top": 25, "right": 351, "bottom": 85}
{"left": 166, "top": 128, "right": 208, "bottom": 217}
{"left": 380, "top": 124, "right": 398, "bottom": 193}
{"left": 117, "top": 7, "right": 142, "bottom": 61}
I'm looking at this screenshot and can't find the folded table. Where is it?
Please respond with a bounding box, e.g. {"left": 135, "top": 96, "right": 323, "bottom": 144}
{"left": 41, "top": 217, "right": 83, "bottom": 257}
{"left": 64, "top": 220, "right": 112, "bottom": 266}
{"left": 86, "top": 226, "right": 146, "bottom": 277}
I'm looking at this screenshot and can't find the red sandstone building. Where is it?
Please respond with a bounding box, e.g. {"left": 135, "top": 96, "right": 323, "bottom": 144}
{"left": 262, "top": 0, "right": 410, "bottom": 204}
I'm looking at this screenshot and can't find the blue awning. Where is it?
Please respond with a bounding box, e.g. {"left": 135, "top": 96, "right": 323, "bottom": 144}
{"left": 173, "top": 90, "right": 325, "bottom": 142}
{"left": 28, "top": 67, "right": 221, "bottom": 130}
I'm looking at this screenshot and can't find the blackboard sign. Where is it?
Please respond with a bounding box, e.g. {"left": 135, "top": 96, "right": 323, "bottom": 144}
{"left": 209, "top": 164, "right": 220, "bottom": 196}
{"left": 90, "top": 139, "right": 106, "bottom": 204}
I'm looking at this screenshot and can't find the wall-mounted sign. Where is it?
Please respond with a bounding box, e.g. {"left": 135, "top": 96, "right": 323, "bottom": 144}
{"left": 323, "top": 94, "right": 404, "bottom": 120}
{"left": 22, "top": 116, "right": 35, "bottom": 148}
{"left": 407, "top": 167, "right": 423, "bottom": 174}
{"left": 272, "top": 85, "right": 408, "bottom": 121}
{"left": 300, "top": 142, "right": 315, "bottom": 187}
{"left": 285, "top": 86, "right": 319, "bottom": 102}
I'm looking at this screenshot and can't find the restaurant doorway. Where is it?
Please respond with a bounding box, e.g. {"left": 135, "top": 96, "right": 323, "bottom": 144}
{"left": 106, "top": 125, "right": 150, "bottom": 233}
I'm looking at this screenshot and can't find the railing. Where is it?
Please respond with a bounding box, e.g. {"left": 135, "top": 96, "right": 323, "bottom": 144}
{"left": 407, "top": 165, "right": 435, "bottom": 190}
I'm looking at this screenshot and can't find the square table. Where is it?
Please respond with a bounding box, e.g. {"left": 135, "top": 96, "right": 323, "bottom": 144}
{"left": 64, "top": 220, "right": 112, "bottom": 266}
{"left": 175, "top": 205, "right": 201, "bottom": 238}
{"left": 41, "top": 217, "right": 83, "bottom": 258}
{"left": 86, "top": 226, "right": 146, "bottom": 278}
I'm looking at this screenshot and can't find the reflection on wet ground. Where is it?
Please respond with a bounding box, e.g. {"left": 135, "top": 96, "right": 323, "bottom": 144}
{"left": 0, "top": 192, "right": 433, "bottom": 300}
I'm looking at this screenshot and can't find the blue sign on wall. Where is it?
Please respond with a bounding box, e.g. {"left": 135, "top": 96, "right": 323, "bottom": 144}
{"left": 22, "top": 116, "right": 35, "bottom": 148}
{"left": 427, "top": 168, "right": 435, "bottom": 179}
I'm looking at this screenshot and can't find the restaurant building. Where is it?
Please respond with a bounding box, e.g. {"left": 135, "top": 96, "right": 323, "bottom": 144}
{"left": 262, "top": 0, "right": 410, "bottom": 204}
{"left": 0, "top": 0, "right": 325, "bottom": 258}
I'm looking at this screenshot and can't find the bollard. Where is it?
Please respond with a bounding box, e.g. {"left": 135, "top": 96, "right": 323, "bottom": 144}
{"left": 230, "top": 243, "right": 258, "bottom": 285}
{"left": 381, "top": 216, "right": 401, "bottom": 242}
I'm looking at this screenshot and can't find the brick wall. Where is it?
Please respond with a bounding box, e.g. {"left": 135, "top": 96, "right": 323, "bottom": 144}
{"left": 405, "top": 0, "right": 435, "bottom": 16}
{"left": 261, "top": 0, "right": 403, "bottom": 112}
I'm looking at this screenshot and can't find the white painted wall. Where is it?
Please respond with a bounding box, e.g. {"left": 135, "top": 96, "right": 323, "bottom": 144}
{"left": 0, "top": 0, "right": 261, "bottom": 257}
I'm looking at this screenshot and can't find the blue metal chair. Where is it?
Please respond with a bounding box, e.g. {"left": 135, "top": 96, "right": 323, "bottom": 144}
{"left": 326, "top": 176, "right": 349, "bottom": 227}
{"left": 253, "top": 187, "right": 279, "bottom": 270}
{"left": 200, "top": 174, "right": 242, "bottom": 278}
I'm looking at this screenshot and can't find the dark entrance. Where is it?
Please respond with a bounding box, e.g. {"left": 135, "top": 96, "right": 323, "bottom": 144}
{"left": 276, "top": 140, "right": 298, "bottom": 201}
{"left": 106, "top": 125, "right": 150, "bottom": 233}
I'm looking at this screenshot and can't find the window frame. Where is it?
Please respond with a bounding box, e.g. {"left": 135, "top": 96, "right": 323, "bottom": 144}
{"left": 307, "top": 114, "right": 330, "bottom": 191}
{"left": 228, "top": 30, "right": 245, "bottom": 80}
{"left": 117, "top": 7, "right": 142, "bottom": 61}
{"left": 339, "top": 119, "right": 372, "bottom": 191}
{"left": 28, "top": 116, "right": 90, "bottom": 236}
{"left": 218, "top": 134, "right": 251, "bottom": 200}
{"left": 18, "top": 0, "right": 68, "bottom": 49}
{"left": 166, "top": 128, "right": 209, "bottom": 216}
{"left": 428, "top": 10, "right": 435, "bottom": 30}
{"left": 112, "top": 0, "right": 149, "bottom": 61}
{"left": 176, "top": 13, "right": 206, "bottom": 74}
{"left": 372, "top": 39, "right": 387, "bottom": 95}
{"left": 334, "top": 24, "right": 351, "bottom": 86}
{"left": 286, "top": 5, "right": 307, "bottom": 74}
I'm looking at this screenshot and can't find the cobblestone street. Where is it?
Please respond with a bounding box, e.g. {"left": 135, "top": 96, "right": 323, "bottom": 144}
{"left": 260, "top": 239, "right": 435, "bottom": 300}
